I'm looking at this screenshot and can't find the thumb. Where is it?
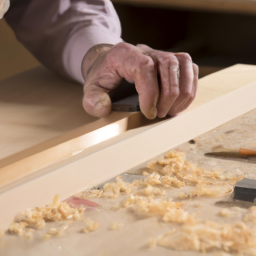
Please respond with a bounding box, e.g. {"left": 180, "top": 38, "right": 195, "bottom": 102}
{"left": 83, "top": 85, "right": 112, "bottom": 118}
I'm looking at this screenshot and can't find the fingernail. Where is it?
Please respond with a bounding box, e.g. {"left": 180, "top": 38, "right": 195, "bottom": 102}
{"left": 147, "top": 106, "right": 157, "bottom": 119}
{"left": 157, "top": 112, "right": 166, "bottom": 119}
{"left": 94, "top": 97, "right": 111, "bottom": 117}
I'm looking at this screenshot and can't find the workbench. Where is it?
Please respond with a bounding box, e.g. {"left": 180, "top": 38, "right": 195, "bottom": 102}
{"left": 112, "top": 0, "right": 256, "bottom": 15}
{"left": 1, "top": 64, "right": 256, "bottom": 255}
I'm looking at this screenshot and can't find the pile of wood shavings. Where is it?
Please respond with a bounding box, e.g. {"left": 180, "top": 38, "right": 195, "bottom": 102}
{"left": 6, "top": 195, "right": 98, "bottom": 239}
{"left": 113, "top": 195, "right": 196, "bottom": 224}
{"left": 146, "top": 151, "right": 244, "bottom": 186}
{"left": 84, "top": 151, "right": 252, "bottom": 254}
{"left": 87, "top": 151, "right": 244, "bottom": 201}
{"left": 157, "top": 221, "right": 256, "bottom": 255}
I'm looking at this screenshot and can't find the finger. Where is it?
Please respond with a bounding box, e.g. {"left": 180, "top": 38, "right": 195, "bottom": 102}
{"left": 156, "top": 54, "right": 180, "bottom": 118}
{"left": 179, "top": 63, "right": 199, "bottom": 111}
{"left": 83, "top": 84, "right": 111, "bottom": 118}
{"left": 168, "top": 53, "right": 194, "bottom": 116}
{"left": 131, "top": 54, "right": 159, "bottom": 119}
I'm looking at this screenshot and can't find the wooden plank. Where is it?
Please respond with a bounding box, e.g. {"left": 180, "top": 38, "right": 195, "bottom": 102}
{"left": 0, "top": 66, "right": 97, "bottom": 159}
{"left": 1, "top": 64, "right": 256, "bottom": 230}
{"left": 112, "top": 0, "right": 256, "bottom": 15}
{"left": 0, "top": 64, "right": 256, "bottom": 188}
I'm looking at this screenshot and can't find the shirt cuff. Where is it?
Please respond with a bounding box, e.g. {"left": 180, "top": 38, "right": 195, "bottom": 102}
{"left": 63, "top": 26, "right": 123, "bottom": 84}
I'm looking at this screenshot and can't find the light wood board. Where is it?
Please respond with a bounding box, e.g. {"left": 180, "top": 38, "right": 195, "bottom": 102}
{"left": 1, "top": 64, "right": 256, "bottom": 231}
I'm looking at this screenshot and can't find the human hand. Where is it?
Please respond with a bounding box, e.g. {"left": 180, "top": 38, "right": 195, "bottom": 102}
{"left": 82, "top": 42, "right": 198, "bottom": 119}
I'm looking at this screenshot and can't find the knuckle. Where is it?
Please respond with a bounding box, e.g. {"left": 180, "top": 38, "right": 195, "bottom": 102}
{"left": 138, "top": 56, "right": 155, "bottom": 71}
{"left": 159, "top": 55, "right": 178, "bottom": 66}
{"left": 169, "top": 88, "right": 180, "bottom": 97}
{"left": 163, "top": 86, "right": 179, "bottom": 98}
{"left": 181, "top": 89, "right": 192, "bottom": 98}
{"left": 179, "top": 53, "right": 192, "bottom": 62}
{"left": 120, "top": 42, "right": 134, "bottom": 52}
{"left": 193, "top": 63, "right": 199, "bottom": 73}
{"left": 110, "top": 43, "right": 133, "bottom": 58}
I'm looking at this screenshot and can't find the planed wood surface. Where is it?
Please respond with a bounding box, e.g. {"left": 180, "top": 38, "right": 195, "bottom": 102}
{"left": 1, "top": 64, "right": 256, "bottom": 231}
{"left": 112, "top": 0, "right": 256, "bottom": 15}
{"left": 0, "top": 66, "right": 97, "bottom": 159}
{"left": 1, "top": 64, "right": 256, "bottom": 188}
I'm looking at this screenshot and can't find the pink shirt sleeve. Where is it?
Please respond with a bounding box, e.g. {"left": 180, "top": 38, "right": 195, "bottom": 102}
{"left": 5, "top": 0, "right": 123, "bottom": 84}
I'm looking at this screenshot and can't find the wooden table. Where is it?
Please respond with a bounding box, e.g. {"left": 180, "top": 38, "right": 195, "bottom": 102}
{"left": 1, "top": 64, "right": 256, "bottom": 255}
{"left": 112, "top": 0, "right": 256, "bottom": 15}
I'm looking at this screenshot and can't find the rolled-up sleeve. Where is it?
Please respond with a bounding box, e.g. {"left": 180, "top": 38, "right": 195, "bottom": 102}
{"left": 5, "top": 0, "right": 123, "bottom": 83}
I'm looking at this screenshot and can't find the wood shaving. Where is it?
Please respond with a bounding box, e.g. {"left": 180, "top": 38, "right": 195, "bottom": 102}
{"left": 180, "top": 184, "right": 234, "bottom": 199}
{"left": 44, "top": 224, "right": 69, "bottom": 239}
{"left": 218, "top": 208, "right": 236, "bottom": 218}
{"left": 81, "top": 216, "right": 99, "bottom": 233}
{"left": 244, "top": 206, "right": 256, "bottom": 223}
{"left": 162, "top": 208, "right": 196, "bottom": 224}
{"left": 89, "top": 176, "right": 132, "bottom": 199}
{"left": 137, "top": 185, "right": 165, "bottom": 197}
{"left": 109, "top": 222, "right": 124, "bottom": 230}
{"left": 147, "top": 238, "right": 157, "bottom": 250}
{"left": 158, "top": 222, "right": 256, "bottom": 255}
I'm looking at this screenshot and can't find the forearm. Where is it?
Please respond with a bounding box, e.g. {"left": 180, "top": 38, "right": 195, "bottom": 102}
{"left": 5, "top": 0, "right": 122, "bottom": 83}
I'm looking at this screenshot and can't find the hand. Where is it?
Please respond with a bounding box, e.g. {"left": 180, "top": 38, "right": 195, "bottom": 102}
{"left": 82, "top": 42, "right": 198, "bottom": 119}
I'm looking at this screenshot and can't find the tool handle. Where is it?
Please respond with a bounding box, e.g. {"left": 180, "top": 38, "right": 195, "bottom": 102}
{"left": 239, "top": 148, "right": 256, "bottom": 156}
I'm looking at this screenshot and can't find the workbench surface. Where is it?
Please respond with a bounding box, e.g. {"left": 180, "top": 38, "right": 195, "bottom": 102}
{"left": 1, "top": 107, "right": 256, "bottom": 256}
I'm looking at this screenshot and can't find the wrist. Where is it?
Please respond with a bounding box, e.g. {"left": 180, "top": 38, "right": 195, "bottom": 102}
{"left": 81, "top": 44, "right": 113, "bottom": 80}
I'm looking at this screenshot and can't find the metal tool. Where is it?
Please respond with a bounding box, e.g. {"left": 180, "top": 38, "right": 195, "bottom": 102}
{"left": 204, "top": 152, "right": 256, "bottom": 164}
{"left": 234, "top": 178, "right": 256, "bottom": 202}
{"left": 112, "top": 94, "right": 140, "bottom": 112}
{"left": 110, "top": 79, "right": 140, "bottom": 112}
{"left": 96, "top": 173, "right": 145, "bottom": 190}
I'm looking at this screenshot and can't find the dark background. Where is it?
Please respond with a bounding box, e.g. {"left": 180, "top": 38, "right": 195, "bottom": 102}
{"left": 114, "top": 3, "right": 256, "bottom": 77}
